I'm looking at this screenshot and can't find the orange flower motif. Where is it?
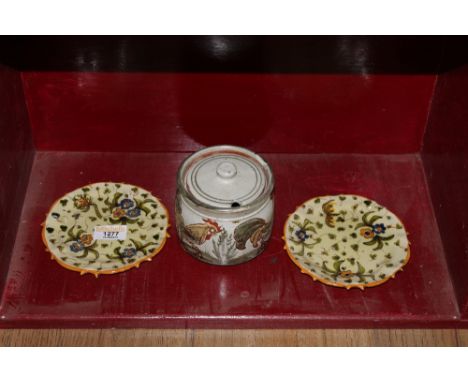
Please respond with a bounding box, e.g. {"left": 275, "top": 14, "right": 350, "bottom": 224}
{"left": 73, "top": 195, "right": 91, "bottom": 209}
{"left": 112, "top": 207, "right": 126, "bottom": 219}
{"left": 79, "top": 233, "right": 93, "bottom": 247}
{"left": 359, "top": 227, "right": 375, "bottom": 239}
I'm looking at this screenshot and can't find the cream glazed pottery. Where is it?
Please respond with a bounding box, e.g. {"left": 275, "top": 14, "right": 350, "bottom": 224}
{"left": 283, "top": 194, "right": 410, "bottom": 289}
{"left": 42, "top": 182, "right": 169, "bottom": 277}
{"left": 175, "top": 145, "right": 274, "bottom": 265}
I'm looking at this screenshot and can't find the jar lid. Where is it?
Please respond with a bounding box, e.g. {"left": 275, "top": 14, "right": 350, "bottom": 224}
{"left": 177, "top": 145, "right": 274, "bottom": 212}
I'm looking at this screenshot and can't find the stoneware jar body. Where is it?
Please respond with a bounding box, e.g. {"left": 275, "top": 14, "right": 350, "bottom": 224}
{"left": 175, "top": 145, "right": 274, "bottom": 265}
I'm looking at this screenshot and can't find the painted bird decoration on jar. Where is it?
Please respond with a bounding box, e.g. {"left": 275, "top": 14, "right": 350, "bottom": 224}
{"left": 184, "top": 218, "right": 223, "bottom": 245}
{"left": 233, "top": 218, "right": 270, "bottom": 250}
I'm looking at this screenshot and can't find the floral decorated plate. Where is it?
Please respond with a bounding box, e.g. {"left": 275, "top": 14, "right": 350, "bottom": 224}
{"left": 283, "top": 195, "right": 410, "bottom": 289}
{"left": 42, "top": 182, "right": 169, "bottom": 277}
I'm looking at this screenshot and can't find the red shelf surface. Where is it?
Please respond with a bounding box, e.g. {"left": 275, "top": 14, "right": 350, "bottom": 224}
{"left": 0, "top": 151, "right": 460, "bottom": 328}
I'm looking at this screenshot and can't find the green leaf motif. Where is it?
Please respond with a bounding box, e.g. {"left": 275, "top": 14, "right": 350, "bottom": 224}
{"left": 361, "top": 211, "right": 375, "bottom": 226}
{"left": 140, "top": 205, "right": 151, "bottom": 215}
{"left": 111, "top": 192, "right": 123, "bottom": 207}
{"left": 357, "top": 261, "right": 365, "bottom": 274}
{"left": 130, "top": 238, "right": 143, "bottom": 248}
{"left": 368, "top": 215, "right": 382, "bottom": 225}
{"left": 322, "top": 261, "right": 334, "bottom": 274}
{"left": 376, "top": 240, "right": 384, "bottom": 250}
{"left": 303, "top": 218, "right": 313, "bottom": 229}
{"left": 92, "top": 204, "right": 103, "bottom": 219}
{"left": 333, "top": 260, "right": 344, "bottom": 273}
{"left": 363, "top": 237, "right": 383, "bottom": 250}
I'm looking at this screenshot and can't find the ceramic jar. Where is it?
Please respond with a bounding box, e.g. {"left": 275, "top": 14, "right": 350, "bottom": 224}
{"left": 175, "top": 145, "right": 275, "bottom": 265}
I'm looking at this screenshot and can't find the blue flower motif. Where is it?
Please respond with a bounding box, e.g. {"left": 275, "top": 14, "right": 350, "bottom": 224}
{"left": 372, "top": 223, "right": 386, "bottom": 235}
{"left": 295, "top": 229, "right": 309, "bottom": 242}
{"left": 126, "top": 208, "right": 141, "bottom": 218}
{"left": 120, "top": 198, "right": 135, "bottom": 210}
{"left": 121, "top": 248, "right": 137, "bottom": 258}
{"left": 70, "top": 242, "right": 84, "bottom": 253}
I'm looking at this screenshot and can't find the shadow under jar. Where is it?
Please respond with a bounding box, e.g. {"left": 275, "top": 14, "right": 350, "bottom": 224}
{"left": 175, "top": 145, "right": 275, "bottom": 265}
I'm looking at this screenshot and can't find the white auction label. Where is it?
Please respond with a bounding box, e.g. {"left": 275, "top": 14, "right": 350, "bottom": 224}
{"left": 93, "top": 225, "right": 127, "bottom": 240}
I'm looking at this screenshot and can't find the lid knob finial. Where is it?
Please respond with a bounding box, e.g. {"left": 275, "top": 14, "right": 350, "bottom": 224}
{"left": 216, "top": 161, "right": 237, "bottom": 179}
